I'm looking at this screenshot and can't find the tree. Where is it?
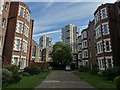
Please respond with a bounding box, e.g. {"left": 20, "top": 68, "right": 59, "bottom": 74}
{"left": 50, "top": 42, "right": 72, "bottom": 65}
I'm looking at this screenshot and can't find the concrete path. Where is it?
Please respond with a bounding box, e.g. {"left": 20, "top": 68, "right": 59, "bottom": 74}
{"left": 35, "top": 70, "right": 97, "bottom": 89}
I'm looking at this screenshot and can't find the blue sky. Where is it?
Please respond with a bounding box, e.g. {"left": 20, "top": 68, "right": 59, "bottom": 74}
{"left": 24, "top": 0, "right": 116, "bottom": 44}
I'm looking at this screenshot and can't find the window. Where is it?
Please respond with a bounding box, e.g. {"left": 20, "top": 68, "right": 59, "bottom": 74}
{"left": 95, "top": 11, "right": 100, "bottom": 24}
{"left": 81, "top": 31, "right": 87, "bottom": 39}
{"left": 18, "top": 6, "right": 25, "bottom": 17}
{"left": 16, "top": 20, "right": 23, "bottom": 34}
{"left": 102, "top": 22, "right": 109, "bottom": 35}
{"left": 2, "top": 18, "right": 6, "bottom": 28}
{"left": 104, "top": 39, "right": 112, "bottom": 52}
{"left": 95, "top": 25, "right": 101, "bottom": 39}
{"left": 24, "top": 24, "right": 29, "bottom": 37}
{"left": 98, "top": 57, "right": 105, "bottom": 70}
{"left": 82, "top": 50, "right": 88, "bottom": 58}
{"left": 20, "top": 56, "right": 26, "bottom": 69}
{"left": 14, "top": 38, "right": 21, "bottom": 51}
{"left": 22, "top": 39, "right": 28, "bottom": 53}
{"left": 101, "top": 8, "right": 107, "bottom": 19}
{"left": 105, "top": 56, "right": 113, "bottom": 68}
{"left": 97, "top": 40, "right": 103, "bottom": 54}
{"left": 4, "top": 2, "right": 9, "bottom": 11}
{"left": 25, "top": 10, "right": 30, "bottom": 21}
{"left": 12, "top": 55, "right": 19, "bottom": 66}
{"left": 82, "top": 40, "right": 87, "bottom": 49}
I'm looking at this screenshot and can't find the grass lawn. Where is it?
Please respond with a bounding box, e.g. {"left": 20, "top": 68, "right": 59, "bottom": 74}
{"left": 74, "top": 71, "right": 116, "bottom": 90}
{"left": 3, "top": 72, "right": 49, "bottom": 90}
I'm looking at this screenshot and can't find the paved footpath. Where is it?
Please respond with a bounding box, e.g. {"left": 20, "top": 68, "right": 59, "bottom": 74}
{"left": 35, "top": 70, "right": 97, "bottom": 89}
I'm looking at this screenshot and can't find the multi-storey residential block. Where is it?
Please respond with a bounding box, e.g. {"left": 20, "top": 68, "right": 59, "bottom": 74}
{"left": 81, "top": 28, "right": 89, "bottom": 67}
{"left": 77, "top": 35, "right": 82, "bottom": 68}
{"left": 87, "top": 20, "right": 97, "bottom": 70}
{"left": 94, "top": 1, "right": 120, "bottom": 70}
{"left": 62, "top": 24, "right": 79, "bottom": 62}
{"left": 2, "top": 2, "right": 34, "bottom": 69}
{"left": 39, "top": 35, "right": 52, "bottom": 49}
{"left": 0, "top": 1, "right": 10, "bottom": 58}
{"left": 31, "top": 40, "right": 42, "bottom": 63}
{"left": 39, "top": 35, "right": 52, "bottom": 62}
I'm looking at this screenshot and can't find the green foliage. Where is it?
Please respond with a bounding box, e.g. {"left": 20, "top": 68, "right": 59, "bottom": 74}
{"left": 103, "top": 67, "right": 120, "bottom": 80}
{"left": 114, "top": 76, "right": 120, "bottom": 90}
{"left": 6, "top": 65, "right": 22, "bottom": 83}
{"left": 74, "top": 71, "right": 116, "bottom": 90}
{"left": 78, "top": 66, "right": 90, "bottom": 72}
{"left": 6, "top": 65, "right": 19, "bottom": 74}
{"left": 2, "top": 68, "right": 12, "bottom": 87}
{"left": 50, "top": 42, "right": 72, "bottom": 65}
{"left": 24, "top": 65, "right": 41, "bottom": 75}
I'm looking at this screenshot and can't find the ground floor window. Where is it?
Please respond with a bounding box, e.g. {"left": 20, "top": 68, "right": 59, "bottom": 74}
{"left": 98, "top": 56, "right": 113, "bottom": 70}
{"left": 98, "top": 57, "right": 105, "bottom": 70}
{"left": 20, "top": 56, "right": 26, "bottom": 69}
{"left": 105, "top": 56, "right": 113, "bottom": 69}
{"left": 12, "top": 55, "right": 19, "bottom": 66}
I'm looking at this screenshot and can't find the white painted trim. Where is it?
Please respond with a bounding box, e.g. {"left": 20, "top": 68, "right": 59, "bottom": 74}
{"left": 101, "top": 7, "right": 107, "bottom": 19}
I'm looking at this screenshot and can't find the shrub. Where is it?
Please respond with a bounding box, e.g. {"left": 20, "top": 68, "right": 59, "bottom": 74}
{"left": 42, "top": 69, "right": 49, "bottom": 73}
{"left": 79, "top": 66, "right": 89, "bottom": 72}
{"left": 24, "top": 65, "right": 41, "bottom": 75}
{"left": 114, "top": 76, "right": 120, "bottom": 90}
{"left": 103, "top": 67, "right": 120, "bottom": 80}
{"left": 6, "top": 65, "right": 19, "bottom": 73}
{"left": 89, "top": 70, "right": 98, "bottom": 75}
{"left": 6, "top": 65, "right": 22, "bottom": 83}
{"left": 2, "top": 68, "right": 12, "bottom": 87}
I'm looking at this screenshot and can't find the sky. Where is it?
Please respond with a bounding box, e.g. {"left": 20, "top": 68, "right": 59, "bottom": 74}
{"left": 24, "top": 0, "right": 116, "bottom": 44}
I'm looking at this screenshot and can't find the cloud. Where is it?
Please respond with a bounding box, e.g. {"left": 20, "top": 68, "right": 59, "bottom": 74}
{"left": 33, "top": 29, "right": 61, "bottom": 37}
{"left": 33, "top": 2, "right": 100, "bottom": 34}
{"left": 25, "top": 1, "right": 117, "bottom": 44}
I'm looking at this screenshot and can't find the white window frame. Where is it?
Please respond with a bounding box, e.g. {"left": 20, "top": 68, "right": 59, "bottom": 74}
{"left": 16, "top": 20, "right": 23, "bottom": 34}
{"left": 25, "top": 9, "right": 30, "bottom": 21}
{"left": 22, "top": 39, "right": 28, "bottom": 53}
{"left": 101, "top": 7, "right": 107, "bottom": 19}
{"left": 95, "top": 25, "right": 101, "bottom": 39}
{"left": 24, "top": 24, "right": 29, "bottom": 37}
{"left": 105, "top": 56, "right": 113, "bottom": 69}
{"left": 13, "top": 37, "right": 21, "bottom": 51}
{"left": 18, "top": 5, "right": 25, "bottom": 17}
{"left": 2, "top": 18, "right": 6, "bottom": 28}
{"left": 20, "top": 56, "right": 26, "bottom": 69}
{"left": 102, "top": 22, "right": 109, "bottom": 35}
{"left": 12, "top": 55, "right": 20, "bottom": 66}
{"left": 98, "top": 57, "right": 105, "bottom": 70}
{"left": 97, "top": 40, "right": 103, "bottom": 54}
{"left": 95, "top": 11, "right": 100, "bottom": 24}
{"left": 104, "top": 38, "right": 112, "bottom": 52}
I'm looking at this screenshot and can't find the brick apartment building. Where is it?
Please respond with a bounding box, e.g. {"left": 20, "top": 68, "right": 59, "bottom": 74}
{"left": 94, "top": 2, "right": 120, "bottom": 70}
{"left": 81, "top": 28, "right": 89, "bottom": 67}
{"left": 2, "top": 2, "right": 34, "bottom": 69}
{"left": 0, "top": 1, "right": 10, "bottom": 58}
